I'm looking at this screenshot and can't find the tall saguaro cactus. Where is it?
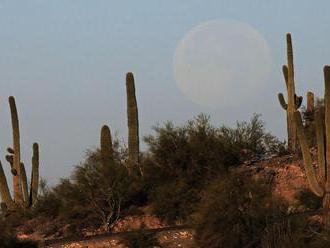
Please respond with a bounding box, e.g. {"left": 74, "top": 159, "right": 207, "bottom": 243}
{"left": 278, "top": 33, "right": 302, "bottom": 153}
{"left": 295, "top": 66, "right": 330, "bottom": 227}
{"left": 126, "top": 72, "right": 140, "bottom": 168}
{"left": 8, "top": 96, "right": 23, "bottom": 205}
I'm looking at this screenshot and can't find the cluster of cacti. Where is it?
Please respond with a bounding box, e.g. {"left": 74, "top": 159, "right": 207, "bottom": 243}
{"left": 100, "top": 72, "right": 141, "bottom": 174}
{"left": 0, "top": 96, "right": 39, "bottom": 211}
{"left": 278, "top": 33, "right": 303, "bottom": 153}
{"left": 295, "top": 66, "right": 330, "bottom": 227}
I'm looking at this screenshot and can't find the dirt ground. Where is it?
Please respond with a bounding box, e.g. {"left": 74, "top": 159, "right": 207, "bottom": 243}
{"left": 44, "top": 229, "right": 195, "bottom": 248}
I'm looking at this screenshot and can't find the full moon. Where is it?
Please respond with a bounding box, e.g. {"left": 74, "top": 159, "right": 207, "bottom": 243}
{"left": 173, "top": 20, "right": 272, "bottom": 108}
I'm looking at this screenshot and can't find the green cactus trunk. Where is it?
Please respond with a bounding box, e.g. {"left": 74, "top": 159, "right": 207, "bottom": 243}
{"left": 8, "top": 96, "right": 23, "bottom": 205}
{"left": 126, "top": 72, "right": 140, "bottom": 170}
{"left": 30, "top": 143, "right": 39, "bottom": 206}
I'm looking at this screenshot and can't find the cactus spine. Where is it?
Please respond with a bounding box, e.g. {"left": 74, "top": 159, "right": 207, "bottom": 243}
{"left": 126, "top": 72, "right": 140, "bottom": 168}
{"left": 278, "top": 33, "right": 302, "bottom": 153}
{"left": 295, "top": 66, "right": 330, "bottom": 227}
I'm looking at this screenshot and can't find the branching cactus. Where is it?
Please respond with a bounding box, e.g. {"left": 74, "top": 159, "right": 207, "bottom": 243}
{"left": 295, "top": 66, "right": 330, "bottom": 227}
{"left": 0, "top": 97, "right": 40, "bottom": 210}
{"left": 278, "top": 33, "right": 302, "bottom": 153}
{"left": 126, "top": 72, "right": 140, "bottom": 171}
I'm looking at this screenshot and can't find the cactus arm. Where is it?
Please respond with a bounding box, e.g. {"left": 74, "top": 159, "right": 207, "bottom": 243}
{"left": 0, "top": 161, "right": 15, "bottom": 210}
{"left": 278, "top": 93, "right": 288, "bottom": 110}
{"left": 282, "top": 65, "right": 288, "bottom": 89}
{"left": 100, "top": 125, "right": 113, "bottom": 167}
{"left": 295, "top": 111, "right": 324, "bottom": 197}
{"left": 9, "top": 96, "right": 23, "bottom": 204}
{"left": 315, "top": 110, "right": 326, "bottom": 183}
{"left": 126, "top": 72, "right": 140, "bottom": 167}
{"left": 30, "top": 143, "right": 39, "bottom": 206}
{"left": 20, "top": 162, "right": 29, "bottom": 205}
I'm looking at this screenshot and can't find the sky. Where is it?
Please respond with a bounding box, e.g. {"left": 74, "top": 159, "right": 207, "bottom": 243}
{"left": 0, "top": 0, "right": 330, "bottom": 184}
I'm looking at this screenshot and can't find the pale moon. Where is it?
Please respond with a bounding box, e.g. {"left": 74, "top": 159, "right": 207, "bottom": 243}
{"left": 173, "top": 20, "right": 272, "bottom": 108}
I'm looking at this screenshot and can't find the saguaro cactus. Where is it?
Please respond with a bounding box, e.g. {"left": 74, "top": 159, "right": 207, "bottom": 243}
{"left": 295, "top": 66, "right": 330, "bottom": 227}
{"left": 30, "top": 143, "right": 39, "bottom": 206}
{"left": 126, "top": 72, "right": 140, "bottom": 168}
{"left": 100, "top": 125, "right": 113, "bottom": 167}
{"left": 8, "top": 96, "right": 23, "bottom": 205}
{"left": 278, "top": 33, "right": 302, "bottom": 153}
{"left": 0, "top": 97, "right": 40, "bottom": 210}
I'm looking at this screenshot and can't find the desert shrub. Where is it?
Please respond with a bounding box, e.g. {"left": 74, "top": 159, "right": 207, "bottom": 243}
{"left": 32, "top": 179, "right": 62, "bottom": 218}
{"left": 28, "top": 138, "right": 142, "bottom": 234}
{"left": 142, "top": 114, "right": 283, "bottom": 223}
{"left": 193, "top": 172, "right": 307, "bottom": 248}
{"left": 144, "top": 114, "right": 239, "bottom": 180}
{"left": 149, "top": 179, "right": 199, "bottom": 223}
{"left": 219, "top": 113, "right": 287, "bottom": 156}
{"left": 51, "top": 148, "right": 134, "bottom": 231}
{"left": 195, "top": 173, "right": 330, "bottom": 248}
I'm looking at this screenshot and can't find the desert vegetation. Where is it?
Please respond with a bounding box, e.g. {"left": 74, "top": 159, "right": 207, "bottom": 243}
{"left": 2, "top": 33, "right": 330, "bottom": 248}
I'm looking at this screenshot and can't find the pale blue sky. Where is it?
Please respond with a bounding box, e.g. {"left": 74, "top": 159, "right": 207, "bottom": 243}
{"left": 0, "top": 0, "right": 329, "bottom": 184}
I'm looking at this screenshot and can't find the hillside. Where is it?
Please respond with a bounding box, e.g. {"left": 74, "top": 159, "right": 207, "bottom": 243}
{"left": 14, "top": 155, "right": 321, "bottom": 248}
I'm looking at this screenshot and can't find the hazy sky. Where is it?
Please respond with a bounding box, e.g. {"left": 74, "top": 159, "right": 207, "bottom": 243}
{"left": 0, "top": 0, "right": 330, "bottom": 184}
